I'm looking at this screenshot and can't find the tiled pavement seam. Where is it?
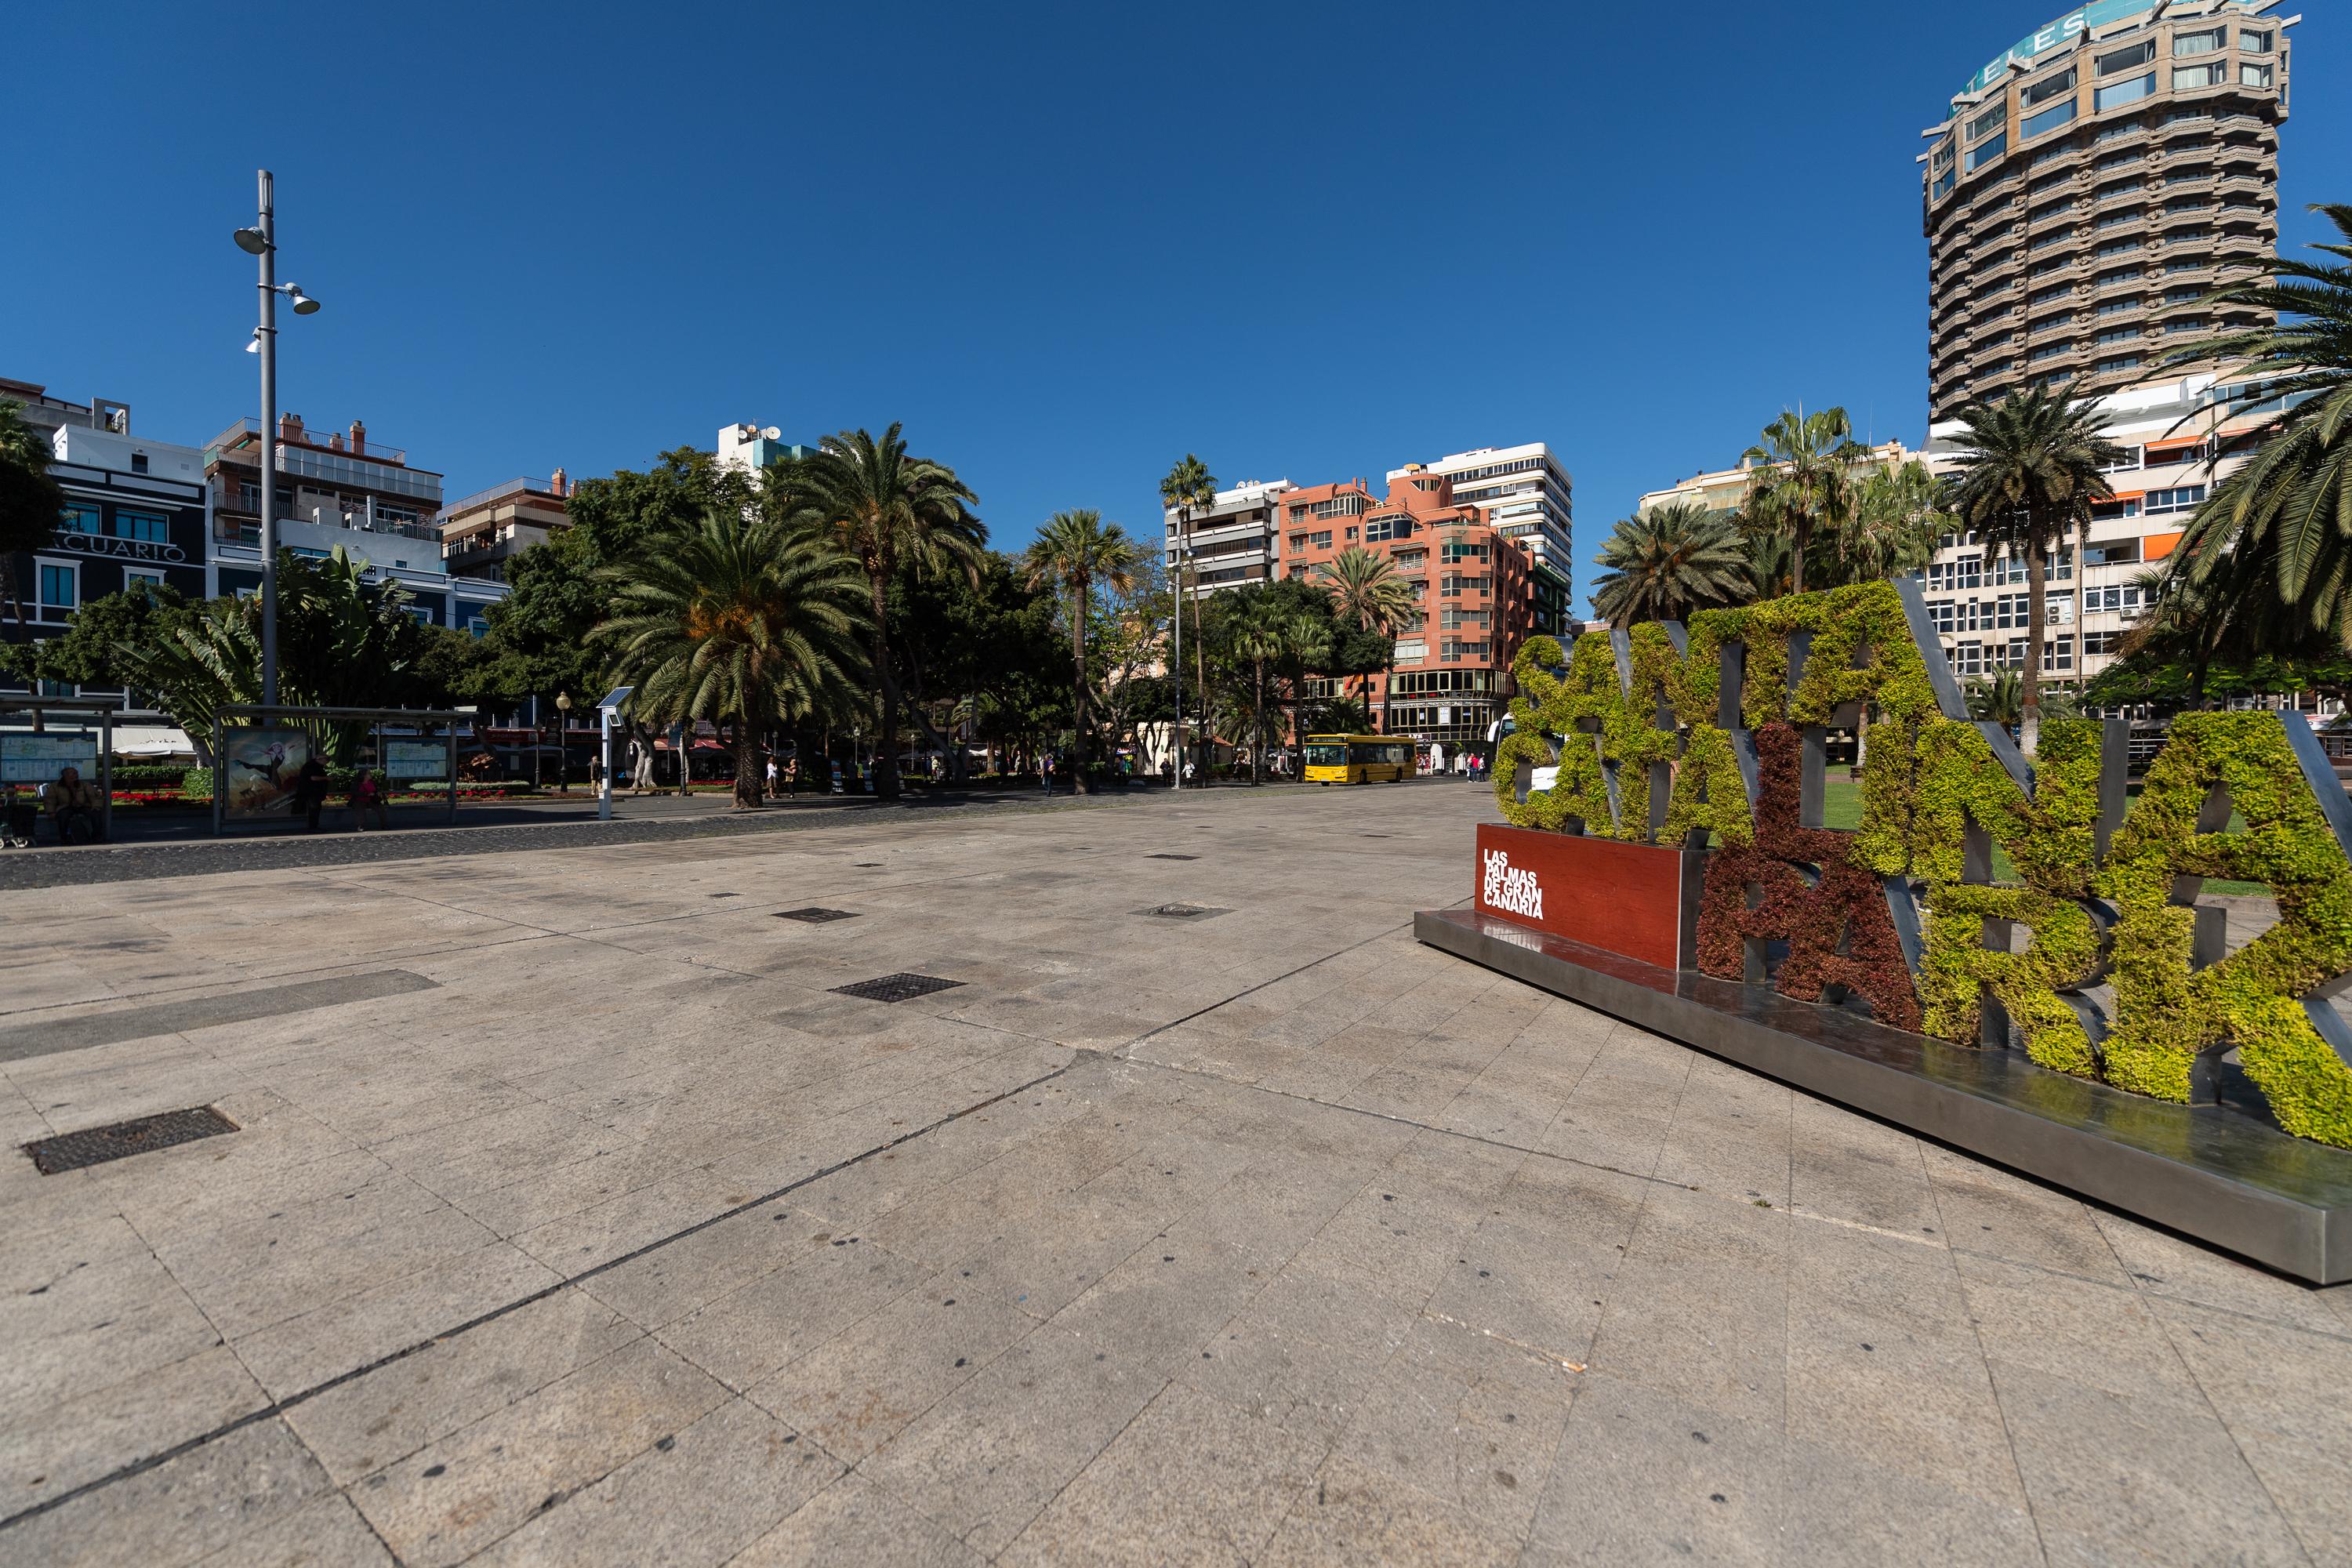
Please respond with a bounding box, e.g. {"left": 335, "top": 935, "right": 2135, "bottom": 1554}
{"left": 0, "top": 1061, "right": 1074, "bottom": 1537}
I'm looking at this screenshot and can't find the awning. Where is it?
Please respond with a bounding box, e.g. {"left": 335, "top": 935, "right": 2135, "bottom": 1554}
{"left": 111, "top": 725, "right": 194, "bottom": 757}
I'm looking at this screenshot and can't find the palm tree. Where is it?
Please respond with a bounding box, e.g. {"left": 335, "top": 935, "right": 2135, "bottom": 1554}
{"left": 1159, "top": 456, "right": 1218, "bottom": 776}
{"left": 1942, "top": 381, "right": 2124, "bottom": 753}
{"left": 2157, "top": 203, "right": 2352, "bottom": 653}
{"left": 1229, "top": 592, "right": 1292, "bottom": 785}
{"left": 1592, "top": 502, "right": 1754, "bottom": 626}
{"left": 1740, "top": 407, "right": 1869, "bottom": 596}
{"left": 1023, "top": 509, "right": 1139, "bottom": 794}
{"left": 770, "top": 426, "right": 982, "bottom": 799}
{"left": 1842, "top": 459, "right": 1951, "bottom": 583}
{"left": 1316, "top": 545, "right": 1415, "bottom": 731}
{"left": 599, "top": 508, "right": 868, "bottom": 808}
{"left": 0, "top": 400, "right": 67, "bottom": 626}
{"left": 1280, "top": 612, "right": 1334, "bottom": 778}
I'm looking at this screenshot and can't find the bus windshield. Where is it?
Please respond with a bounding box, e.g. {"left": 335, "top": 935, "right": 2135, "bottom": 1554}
{"left": 1303, "top": 743, "right": 1349, "bottom": 768}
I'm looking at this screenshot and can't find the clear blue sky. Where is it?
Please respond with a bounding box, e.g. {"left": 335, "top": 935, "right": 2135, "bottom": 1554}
{"left": 11, "top": 2, "right": 2347, "bottom": 612}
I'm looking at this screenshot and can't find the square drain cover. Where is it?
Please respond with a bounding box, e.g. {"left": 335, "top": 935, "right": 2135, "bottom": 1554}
{"left": 1148, "top": 853, "right": 1199, "bottom": 861}
{"left": 1139, "top": 904, "right": 1230, "bottom": 920}
{"left": 25, "top": 1106, "right": 239, "bottom": 1174}
{"left": 832, "top": 973, "right": 964, "bottom": 1004}
{"left": 776, "top": 908, "right": 858, "bottom": 924}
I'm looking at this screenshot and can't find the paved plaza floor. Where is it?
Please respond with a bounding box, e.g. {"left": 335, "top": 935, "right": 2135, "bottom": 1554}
{"left": 2, "top": 781, "right": 2347, "bottom": 1566}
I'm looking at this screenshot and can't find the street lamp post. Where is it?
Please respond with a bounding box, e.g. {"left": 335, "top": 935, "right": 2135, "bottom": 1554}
{"left": 233, "top": 170, "right": 321, "bottom": 710}
{"left": 555, "top": 692, "right": 572, "bottom": 792}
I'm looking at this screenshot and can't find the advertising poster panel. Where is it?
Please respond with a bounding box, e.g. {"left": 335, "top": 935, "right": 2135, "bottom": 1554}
{"left": 220, "top": 727, "right": 310, "bottom": 821}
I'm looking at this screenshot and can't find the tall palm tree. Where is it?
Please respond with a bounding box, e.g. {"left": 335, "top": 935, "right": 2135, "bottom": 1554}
{"left": 1023, "top": 509, "right": 1139, "bottom": 794}
{"left": 1740, "top": 407, "right": 1869, "bottom": 596}
{"left": 770, "top": 426, "right": 982, "bottom": 800}
{"left": 1592, "top": 503, "right": 1754, "bottom": 626}
{"left": 2158, "top": 203, "right": 2352, "bottom": 653}
{"left": 1842, "top": 459, "right": 1951, "bottom": 583}
{"left": 1159, "top": 456, "right": 1218, "bottom": 776}
{"left": 599, "top": 508, "right": 869, "bottom": 808}
{"left": 1942, "top": 381, "right": 2124, "bottom": 753}
{"left": 1316, "top": 545, "right": 1414, "bottom": 731}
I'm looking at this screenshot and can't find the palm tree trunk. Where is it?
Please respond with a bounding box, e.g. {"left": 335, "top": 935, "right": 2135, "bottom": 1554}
{"left": 866, "top": 569, "right": 900, "bottom": 800}
{"left": 733, "top": 713, "right": 763, "bottom": 809}
{"left": 1252, "top": 659, "right": 1265, "bottom": 786}
{"left": 1791, "top": 512, "right": 1810, "bottom": 597}
{"left": 2022, "top": 524, "right": 2047, "bottom": 757}
{"left": 1071, "top": 583, "right": 1092, "bottom": 796}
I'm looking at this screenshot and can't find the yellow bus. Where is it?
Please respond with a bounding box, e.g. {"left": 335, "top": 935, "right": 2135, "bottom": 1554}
{"left": 1303, "top": 734, "right": 1417, "bottom": 785}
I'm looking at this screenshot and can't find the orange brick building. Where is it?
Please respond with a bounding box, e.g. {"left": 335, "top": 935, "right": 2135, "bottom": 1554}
{"left": 1280, "top": 467, "right": 1534, "bottom": 751}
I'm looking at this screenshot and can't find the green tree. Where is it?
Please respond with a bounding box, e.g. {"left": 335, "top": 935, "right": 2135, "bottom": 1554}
{"left": 1226, "top": 587, "right": 1294, "bottom": 785}
{"left": 0, "top": 401, "right": 67, "bottom": 626}
{"left": 0, "top": 578, "right": 191, "bottom": 692}
{"left": 1023, "top": 509, "right": 1140, "bottom": 792}
{"left": 1592, "top": 502, "right": 1753, "bottom": 626}
{"left": 1739, "top": 408, "right": 1868, "bottom": 596}
{"left": 1842, "top": 459, "right": 1951, "bottom": 583}
{"left": 771, "top": 426, "right": 983, "bottom": 800}
{"left": 2158, "top": 204, "right": 2352, "bottom": 656}
{"left": 1158, "top": 456, "right": 1218, "bottom": 772}
{"left": 598, "top": 508, "right": 869, "bottom": 808}
{"left": 1941, "top": 381, "right": 2123, "bottom": 751}
{"left": 1279, "top": 609, "right": 1334, "bottom": 777}
{"left": 1315, "top": 545, "right": 1414, "bottom": 731}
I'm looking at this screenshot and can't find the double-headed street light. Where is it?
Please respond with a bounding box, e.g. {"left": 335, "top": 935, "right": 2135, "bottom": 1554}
{"left": 233, "top": 171, "right": 324, "bottom": 709}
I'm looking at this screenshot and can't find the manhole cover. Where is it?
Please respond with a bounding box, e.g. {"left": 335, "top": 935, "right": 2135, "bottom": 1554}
{"left": 832, "top": 974, "right": 965, "bottom": 1004}
{"left": 1148, "top": 854, "right": 1198, "bottom": 861}
{"left": 776, "top": 908, "right": 858, "bottom": 924}
{"left": 1138, "top": 904, "right": 1231, "bottom": 920}
{"left": 25, "top": 1106, "right": 239, "bottom": 1174}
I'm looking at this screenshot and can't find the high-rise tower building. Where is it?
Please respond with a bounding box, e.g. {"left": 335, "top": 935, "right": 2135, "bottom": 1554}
{"left": 1921, "top": 1, "right": 2294, "bottom": 421}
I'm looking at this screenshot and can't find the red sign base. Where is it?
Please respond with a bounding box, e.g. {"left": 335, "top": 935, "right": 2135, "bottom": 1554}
{"left": 1472, "top": 823, "right": 1700, "bottom": 971}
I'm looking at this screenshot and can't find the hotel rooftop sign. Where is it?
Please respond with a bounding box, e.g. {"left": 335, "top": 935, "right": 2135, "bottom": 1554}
{"left": 1961, "top": 0, "right": 2256, "bottom": 96}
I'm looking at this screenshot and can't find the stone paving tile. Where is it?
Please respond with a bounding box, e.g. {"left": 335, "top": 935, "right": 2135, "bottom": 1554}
{"left": 1259, "top": 1453, "right": 1519, "bottom": 1567}
{"left": 729, "top": 1474, "right": 985, "bottom": 1567}
{"left": 347, "top": 1336, "right": 730, "bottom": 1568}
{"left": 0, "top": 1417, "right": 333, "bottom": 1568}
{"left": 468, "top": 1396, "right": 840, "bottom": 1567}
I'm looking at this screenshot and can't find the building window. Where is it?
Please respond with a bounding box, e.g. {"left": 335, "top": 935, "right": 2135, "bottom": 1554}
{"left": 113, "top": 510, "right": 169, "bottom": 543}
{"left": 2241, "top": 29, "right": 2273, "bottom": 54}
{"left": 124, "top": 570, "right": 165, "bottom": 594}
{"left": 2173, "top": 27, "right": 2227, "bottom": 57}
{"left": 2240, "top": 62, "right": 2274, "bottom": 88}
{"left": 1933, "top": 169, "right": 1957, "bottom": 199}
{"left": 2047, "top": 637, "right": 2075, "bottom": 673}
{"left": 2098, "top": 297, "right": 2142, "bottom": 317}
{"left": 1966, "top": 132, "right": 2009, "bottom": 172}
{"left": 38, "top": 561, "right": 77, "bottom": 620}
{"left": 2096, "top": 72, "right": 2158, "bottom": 111}
{"left": 58, "top": 503, "right": 100, "bottom": 535}
{"left": 2097, "top": 327, "right": 2141, "bottom": 346}
{"left": 2147, "top": 485, "right": 2206, "bottom": 514}
{"left": 2098, "top": 41, "right": 2157, "bottom": 76}
{"left": 2023, "top": 100, "right": 2077, "bottom": 141}
{"left": 1969, "top": 103, "right": 2007, "bottom": 141}
{"left": 2082, "top": 630, "right": 2125, "bottom": 656}
{"left": 2098, "top": 354, "right": 2143, "bottom": 373}
{"left": 2172, "top": 63, "right": 2224, "bottom": 91}
{"left": 2023, "top": 67, "right": 2077, "bottom": 109}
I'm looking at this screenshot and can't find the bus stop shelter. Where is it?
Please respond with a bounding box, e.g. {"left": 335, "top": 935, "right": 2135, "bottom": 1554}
{"left": 209, "top": 704, "right": 470, "bottom": 835}
{"left": 0, "top": 696, "right": 120, "bottom": 840}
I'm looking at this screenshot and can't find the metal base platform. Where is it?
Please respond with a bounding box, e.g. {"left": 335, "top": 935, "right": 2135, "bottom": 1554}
{"left": 1417, "top": 906, "right": 2352, "bottom": 1284}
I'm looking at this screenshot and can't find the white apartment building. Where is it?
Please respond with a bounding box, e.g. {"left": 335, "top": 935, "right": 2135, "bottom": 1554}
{"left": 1391, "top": 444, "right": 1573, "bottom": 633}
{"left": 1920, "top": 367, "right": 2276, "bottom": 687}
{"left": 1637, "top": 439, "right": 1928, "bottom": 521}
{"left": 716, "top": 423, "right": 812, "bottom": 476}
{"left": 1164, "top": 479, "right": 1295, "bottom": 597}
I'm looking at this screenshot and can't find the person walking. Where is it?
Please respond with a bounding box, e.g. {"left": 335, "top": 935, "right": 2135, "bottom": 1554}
{"left": 349, "top": 768, "right": 391, "bottom": 832}
{"left": 1041, "top": 753, "right": 1054, "bottom": 796}
{"left": 765, "top": 757, "right": 780, "bottom": 797}
{"left": 296, "top": 755, "right": 331, "bottom": 833}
